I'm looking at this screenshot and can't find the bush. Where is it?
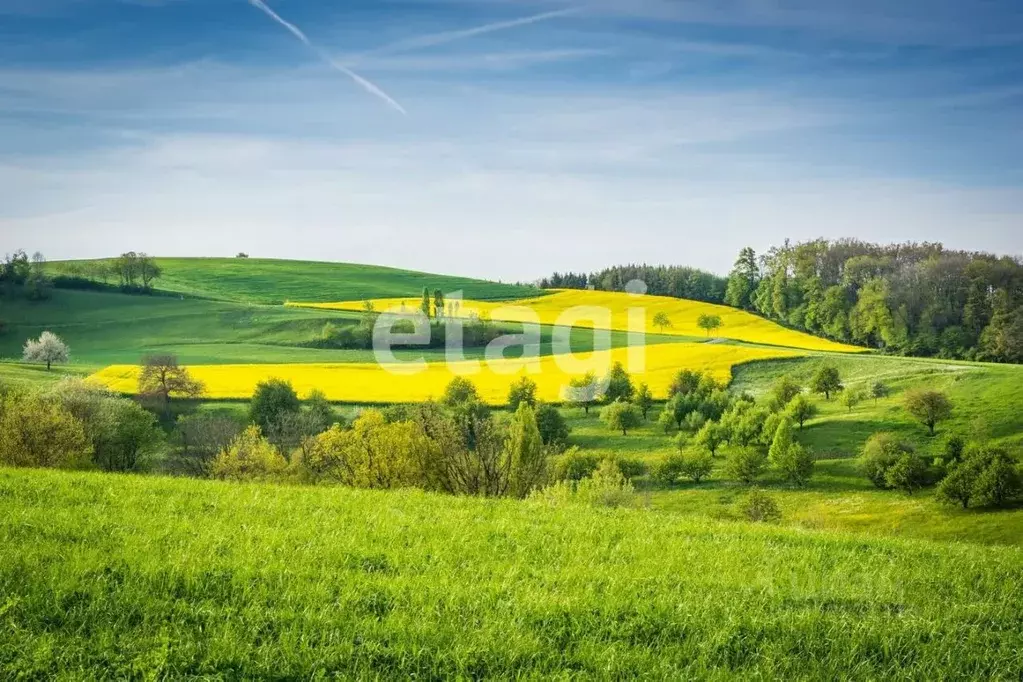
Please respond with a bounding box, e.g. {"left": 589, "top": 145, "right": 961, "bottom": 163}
{"left": 0, "top": 393, "right": 92, "bottom": 470}
{"left": 609, "top": 454, "right": 647, "bottom": 480}
{"left": 442, "top": 377, "right": 480, "bottom": 407}
{"left": 507, "top": 376, "right": 538, "bottom": 411}
{"left": 174, "top": 410, "right": 245, "bottom": 476}
{"left": 249, "top": 378, "right": 301, "bottom": 432}
{"left": 211, "top": 425, "right": 288, "bottom": 482}
{"left": 531, "top": 459, "right": 636, "bottom": 509}
{"left": 657, "top": 450, "right": 713, "bottom": 485}
{"left": 551, "top": 448, "right": 600, "bottom": 482}
{"left": 92, "top": 398, "right": 163, "bottom": 472}
{"left": 535, "top": 403, "right": 570, "bottom": 449}
{"left": 861, "top": 432, "right": 915, "bottom": 489}
{"left": 739, "top": 489, "right": 781, "bottom": 523}
{"left": 600, "top": 400, "right": 642, "bottom": 436}
{"left": 884, "top": 453, "right": 928, "bottom": 495}
{"left": 937, "top": 445, "right": 1022, "bottom": 509}
{"left": 725, "top": 447, "right": 768, "bottom": 484}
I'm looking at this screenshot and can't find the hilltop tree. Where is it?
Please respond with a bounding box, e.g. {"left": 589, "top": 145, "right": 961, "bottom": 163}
{"left": 652, "top": 311, "right": 672, "bottom": 332}
{"left": 22, "top": 331, "right": 69, "bottom": 371}
{"left": 138, "top": 354, "right": 204, "bottom": 414}
{"left": 810, "top": 365, "right": 843, "bottom": 400}
{"left": 507, "top": 376, "right": 538, "bottom": 411}
{"left": 600, "top": 400, "right": 642, "bottom": 436}
{"left": 904, "top": 389, "right": 953, "bottom": 436}
{"left": 697, "top": 314, "right": 723, "bottom": 337}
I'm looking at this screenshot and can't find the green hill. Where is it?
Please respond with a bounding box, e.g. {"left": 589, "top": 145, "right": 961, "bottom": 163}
{"left": 1, "top": 468, "right": 1021, "bottom": 679}
{"left": 50, "top": 257, "right": 539, "bottom": 304}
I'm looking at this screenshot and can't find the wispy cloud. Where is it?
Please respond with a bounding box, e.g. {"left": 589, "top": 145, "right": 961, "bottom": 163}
{"left": 246, "top": 0, "right": 406, "bottom": 114}
{"left": 349, "top": 7, "right": 580, "bottom": 62}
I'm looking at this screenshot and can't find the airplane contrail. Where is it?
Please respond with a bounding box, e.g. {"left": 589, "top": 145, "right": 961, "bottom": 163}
{"left": 354, "top": 8, "right": 581, "bottom": 61}
{"left": 247, "top": 0, "right": 407, "bottom": 115}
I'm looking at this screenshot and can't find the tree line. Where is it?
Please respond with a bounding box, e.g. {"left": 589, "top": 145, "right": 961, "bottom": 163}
{"left": 539, "top": 265, "right": 727, "bottom": 304}
{"left": 724, "top": 239, "right": 1023, "bottom": 362}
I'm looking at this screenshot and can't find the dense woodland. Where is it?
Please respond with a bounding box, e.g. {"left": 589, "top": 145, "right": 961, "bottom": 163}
{"left": 541, "top": 240, "right": 1023, "bottom": 363}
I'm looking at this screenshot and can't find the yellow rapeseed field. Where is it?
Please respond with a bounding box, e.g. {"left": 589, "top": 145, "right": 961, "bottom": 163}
{"left": 290, "top": 289, "right": 863, "bottom": 353}
{"left": 89, "top": 342, "right": 801, "bottom": 405}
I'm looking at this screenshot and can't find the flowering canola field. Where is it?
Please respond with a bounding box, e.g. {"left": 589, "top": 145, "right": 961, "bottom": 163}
{"left": 291, "top": 289, "right": 862, "bottom": 353}
{"left": 89, "top": 342, "right": 801, "bottom": 405}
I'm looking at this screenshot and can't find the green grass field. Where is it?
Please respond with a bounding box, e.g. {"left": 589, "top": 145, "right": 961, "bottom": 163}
{"left": 1, "top": 468, "right": 1021, "bottom": 679}
{"left": 49, "top": 257, "right": 539, "bottom": 304}
{"left": 0, "top": 290, "right": 684, "bottom": 367}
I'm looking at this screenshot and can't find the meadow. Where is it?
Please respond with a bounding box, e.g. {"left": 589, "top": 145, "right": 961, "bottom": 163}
{"left": 1, "top": 468, "right": 1021, "bottom": 679}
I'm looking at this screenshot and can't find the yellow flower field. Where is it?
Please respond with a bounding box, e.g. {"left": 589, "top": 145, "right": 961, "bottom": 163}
{"left": 89, "top": 342, "right": 802, "bottom": 405}
{"left": 290, "top": 289, "right": 863, "bottom": 353}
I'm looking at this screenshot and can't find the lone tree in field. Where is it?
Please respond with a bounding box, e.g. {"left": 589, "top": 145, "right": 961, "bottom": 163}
{"left": 904, "top": 389, "right": 953, "bottom": 436}
{"left": 652, "top": 311, "right": 672, "bottom": 333}
{"left": 566, "top": 372, "right": 602, "bottom": 414}
{"left": 841, "top": 389, "right": 862, "bottom": 413}
{"left": 600, "top": 399, "right": 642, "bottom": 436}
{"left": 22, "top": 331, "right": 69, "bottom": 370}
{"left": 871, "top": 380, "right": 890, "bottom": 403}
{"left": 786, "top": 395, "right": 817, "bottom": 430}
{"left": 138, "top": 354, "right": 204, "bottom": 413}
{"left": 697, "top": 314, "right": 723, "bottom": 337}
{"left": 810, "top": 365, "right": 843, "bottom": 400}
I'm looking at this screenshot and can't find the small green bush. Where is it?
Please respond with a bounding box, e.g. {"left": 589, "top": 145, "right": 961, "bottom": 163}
{"left": 739, "top": 489, "right": 781, "bottom": 523}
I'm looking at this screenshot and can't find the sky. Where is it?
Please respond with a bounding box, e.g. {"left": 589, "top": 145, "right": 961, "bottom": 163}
{"left": 1, "top": 0, "right": 1022, "bottom": 281}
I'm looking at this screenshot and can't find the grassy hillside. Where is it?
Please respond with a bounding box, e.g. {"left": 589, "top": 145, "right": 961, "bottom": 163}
{"left": 50, "top": 258, "right": 539, "bottom": 304}
{"left": 2, "top": 468, "right": 1021, "bottom": 679}
{"left": 0, "top": 290, "right": 677, "bottom": 368}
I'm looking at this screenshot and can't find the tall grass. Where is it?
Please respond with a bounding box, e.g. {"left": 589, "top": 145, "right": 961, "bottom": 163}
{"left": 2, "top": 468, "right": 1021, "bottom": 678}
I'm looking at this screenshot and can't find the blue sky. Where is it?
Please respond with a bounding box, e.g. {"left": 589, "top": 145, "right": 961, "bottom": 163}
{"left": 1, "top": 0, "right": 1021, "bottom": 279}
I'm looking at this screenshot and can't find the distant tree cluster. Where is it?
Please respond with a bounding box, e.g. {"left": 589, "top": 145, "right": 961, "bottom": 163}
{"left": 51, "top": 252, "right": 162, "bottom": 294}
{"left": 725, "top": 239, "right": 1023, "bottom": 363}
{"left": 539, "top": 265, "right": 727, "bottom": 304}
{"left": 1, "top": 250, "right": 51, "bottom": 301}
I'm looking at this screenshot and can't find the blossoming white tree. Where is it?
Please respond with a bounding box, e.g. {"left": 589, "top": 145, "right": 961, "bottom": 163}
{"left": 22, "top": 331, "right": 69, "bottom": 371}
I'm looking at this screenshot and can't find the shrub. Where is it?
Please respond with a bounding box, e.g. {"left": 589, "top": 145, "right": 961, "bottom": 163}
{"left": 535, "top": 403, "right": 570, "bottom": 449}
{"left": 884, "top": 453, "right": 928, "bottom": 495}
{"left": 609, "top": 454, "right": 647, "bottom": 480}
{"left": 861, "top": 432, "right": 915, "bottom": 489}
{"left": 576, "top": 459, "right": 636, "bottom": 508}
{"left": 770, "top": 375, "right": 802, "bottom": 409}
{"left": 551, "top": 448, "right": 600, "bottom": 482}
{"left": 725, "top": 447, "right": 768, "bottom": 484}
{"left": 174, "top": 410, "right": 245, "bottom": 477}
{"left": 211, "top": 425, "right": 287, "bottom": 482}
{"left": 739, "top": 489, "right": 781, "bottom": 523}
{"left": 769, "top": 417, "right": 814, "bottom": 486}
{"left": 249, "top": 378, "right": 301, "bottom": 432}
{"left": 442, "top": 377, "right": 480, "bottom": 407}
{"left": 677, "top": 450, "right": 713, "bottom": 483}
{"left": 937, "top": 445, "right": 1022, "bottom": 509}
{"left": 681, "top": 411, "right": 706, "bottom": 434}
{"left": 600, "top": 400, "right": 642, "bottom": 436}
{"left": 0, "top": 393, "right": 92, "bottom": 469}
{"left": 93, "top": 398, "right": 163, "bottom": 472}
{"left": 654, "top": 453, "right": 687, "bottom": 485}
{"left": 603, "top": 362, "right": 635, "bottom": 403}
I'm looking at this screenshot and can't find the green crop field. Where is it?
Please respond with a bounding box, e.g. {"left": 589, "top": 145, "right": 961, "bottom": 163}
{"left": 1, "top": 468, "right": 1021, "bottom": 679}
{"left": 48, "top": 257, "right": 539, "bottom": 304}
